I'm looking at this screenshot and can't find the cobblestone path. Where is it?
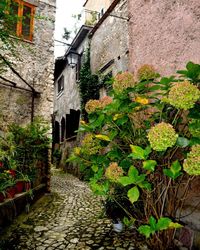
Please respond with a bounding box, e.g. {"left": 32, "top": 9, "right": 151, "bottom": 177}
{"left": 0, "top": 170, "right": 146, "bottom": 250}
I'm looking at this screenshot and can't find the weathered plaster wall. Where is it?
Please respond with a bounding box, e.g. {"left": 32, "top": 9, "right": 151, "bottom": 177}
{"left": 1, "top": 0, "right": 56, "bottom": 128}
{"left": 53, "top": 37, "right": 90, "bottom": 123}
{"left": 54, "top": 66, "right": 81, "bottom": 123}
{"left": 90, "top": 0, "right": 129, "bottom": 76}
{"left": 128, "top": 0, "right": 200, "bottom": 76}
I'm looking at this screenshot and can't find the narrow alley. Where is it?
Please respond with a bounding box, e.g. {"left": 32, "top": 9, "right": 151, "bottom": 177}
{"left": 0, "top": 169, "right": 146, "bottom": 250}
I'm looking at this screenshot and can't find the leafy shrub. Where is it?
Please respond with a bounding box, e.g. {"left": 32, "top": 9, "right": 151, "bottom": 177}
{"left": 69, "top": 61, "right": 200, "bottom": 249}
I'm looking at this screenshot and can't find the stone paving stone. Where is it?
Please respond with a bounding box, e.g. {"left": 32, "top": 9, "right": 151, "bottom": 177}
{"left": 0, "top": 169, "right": 148, "bottom": 250}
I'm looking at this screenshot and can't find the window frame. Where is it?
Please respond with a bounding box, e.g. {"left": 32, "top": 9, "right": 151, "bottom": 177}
{"left": 57, "top": 75, "right": 64, "bottom": 95}
{"left": 11, "top": 0, "right": 35, "bottom": 41}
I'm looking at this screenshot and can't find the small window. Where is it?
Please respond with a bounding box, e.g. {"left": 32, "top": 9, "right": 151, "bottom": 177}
{"left": 57, "top": 75, "right": 64, "bottom": 94}
{"left": 100, "top": 8, "right": 104, "bottom": 17}
{"left": 9, "top": 0, "right": 35, "bottom": 41}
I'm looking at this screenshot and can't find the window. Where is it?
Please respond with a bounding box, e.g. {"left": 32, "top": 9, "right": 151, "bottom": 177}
{"left": 9, "top": 0, "right": 35, "bottom": 41}
{"left": 57, "top": 75, "right": 64, "bottom": 94}
{"left": 61, "top": 117, "right": 65, "bottom": 142}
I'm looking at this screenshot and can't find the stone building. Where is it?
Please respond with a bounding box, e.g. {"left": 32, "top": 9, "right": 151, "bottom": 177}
{"left": 0, "top": 0, "right": 56, "bottom": 130}
{"left": 87, "top": 0, "right": 129, "bottom": 97}
{"left": 53, "top": 25, "right": 92, "bottom": 172}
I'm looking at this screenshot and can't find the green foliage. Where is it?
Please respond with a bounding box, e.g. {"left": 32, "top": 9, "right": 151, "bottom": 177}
{"left": 79, "top": 47, "right": 100, "bottom": 119}
{"left": 138, "top": 216, "right": 182, "bottom": 238}
{"left": 70, "top": 62, "right": 200, "bottom": 249}
{"left": 0, "top": 118, "right": 50, "bottom": 184}
{"left": 177, "top": 61, "right": 200, "bottom": 83}
{"left": 163, "top": 160, "right": 182, "bottom": 180}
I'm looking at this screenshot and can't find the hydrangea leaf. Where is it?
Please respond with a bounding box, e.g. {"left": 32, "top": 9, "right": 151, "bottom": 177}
{"left": 138, "top": 225, "right": 154, "bottom": 238}
{"left": 95, "top": 134, "right": 111, "bottom": 141}
{"left": 127, "top": 186, "right": 140, "bottom": 203}
{"left": 143, "top": 160, "right": 157, "bottom": 172}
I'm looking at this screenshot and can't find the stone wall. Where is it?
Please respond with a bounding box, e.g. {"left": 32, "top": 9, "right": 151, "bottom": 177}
{"left": 0, "top": 0, "right": 56, "bottom": 128}
{"left": 90, "top": 0, "right": 129, "bottom": 76}
{"left": 128, "top": 0, "right": 200, "bottom": 76}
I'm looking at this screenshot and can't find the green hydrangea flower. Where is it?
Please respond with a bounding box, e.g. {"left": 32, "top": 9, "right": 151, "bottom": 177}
{"left": 113, "top": 72, "right": 135, "bottom": 92}
{"left": 81, "top": 133, "right": 102, "bottom": 155}
{"left": 147, "top": 122, "right": 178, "bottom": 151}
{"left": 105, "top": 162, "right": 124, "bottom": 182}
{"left": 183, "top": 145, "right": 200, "bottom": 175}
{"left": 166, "top": 81, "right": 200, "bottom": 110}
{"left": 137, "top": 64, "right": 159, "bottom": 81}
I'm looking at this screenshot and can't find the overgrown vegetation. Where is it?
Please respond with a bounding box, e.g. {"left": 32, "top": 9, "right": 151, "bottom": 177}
{"left": 70, "top": 62, "right": 200, "bottom": 249}
{"left": 0, "top": 118, "right": 50, "bottom": 200}
{"left": 79, "top": 48, "right": 100, "bottom": 119}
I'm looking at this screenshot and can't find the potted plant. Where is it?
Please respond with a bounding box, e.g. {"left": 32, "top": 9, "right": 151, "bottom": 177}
{"left": 5, "top": 177, "right": 16, "bottom": 199}
{"left": 15, "top": 171, "right": 31, "bottom": 193}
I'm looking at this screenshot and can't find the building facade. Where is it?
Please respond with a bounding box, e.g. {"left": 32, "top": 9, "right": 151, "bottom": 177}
{"left": 128, "top": 0, "right": 200, "bottom": 76}
{"left": 53, "top": 25, "right": 92, "bottom": 144}
{"left": 0, "top": 0, "right": 56, "bottom": 130}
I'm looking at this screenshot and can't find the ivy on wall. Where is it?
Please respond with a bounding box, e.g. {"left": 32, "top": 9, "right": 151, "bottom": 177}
{"left": 79, "top": 47, "right": 100, "bottom": 120}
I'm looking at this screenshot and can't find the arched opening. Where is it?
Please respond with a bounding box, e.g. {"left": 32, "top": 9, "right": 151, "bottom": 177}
{"left": 54, "top": 121, "right": 60, "bottom": 144}
{"left": 61, "top": 117, "right": 65, "bottom": 142}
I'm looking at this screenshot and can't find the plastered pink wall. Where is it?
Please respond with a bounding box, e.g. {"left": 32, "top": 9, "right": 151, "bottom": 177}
{"left": 128, "top": 0, "right": 200, "bottom": 76}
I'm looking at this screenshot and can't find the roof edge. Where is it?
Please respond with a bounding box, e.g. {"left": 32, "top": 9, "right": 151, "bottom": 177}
{"left": 89, "top": 0, "right": 121, "bottom": 38}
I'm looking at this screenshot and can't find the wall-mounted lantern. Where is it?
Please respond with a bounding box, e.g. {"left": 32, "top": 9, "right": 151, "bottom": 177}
{"left": 66, "top": 51, "right": 80, "bottom": 68}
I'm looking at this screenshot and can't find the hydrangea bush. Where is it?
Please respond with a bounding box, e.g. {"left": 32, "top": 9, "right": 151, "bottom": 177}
{"left": 69, "top": 61, "right": 200, "bottom": 249}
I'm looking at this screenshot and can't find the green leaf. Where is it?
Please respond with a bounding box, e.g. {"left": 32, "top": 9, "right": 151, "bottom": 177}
{"left": 128, "top": 165, "right": 139, "bottom": 178}
{"left": 138, "top": 225, "right": 153, "bottom": 238}
{"left": 189, "top": 137, "right": 200, "bottom": 146}
{"left": 91, "top": 114, "right": 105, "bottom": 128}
{"left": 128, "top": 186, "right": 140, "bottom": 203}
{"left": 139, "top": 181, "right": 152, "bottom": 191}
{"left": 143, "top": 160, "right": 157, "bottom": 172}
{"left": 188, "top": 104, "right": 200, "bottom": 119}
{"left": 95, "top": 134, "right": 111, "bottom": 141}
{"left": 164, "top": 160, "right": 182, "bottom": 180}
{"left": 91, "top": 165, "right": 98, "bottom": 173}
{"left": 156, "top": 217, "right": 171, "bottom": 231}
{"left": 176, "top": 137, "right": 190, "bottom": 148}
{"left": 163, "top": 169, "right": 174, "bottom": 179}
{"left": 168, "top": 222, "right": 183, "bottom": 229}
{"left": 129, "top": 145, "right": 145, "bottom": 160}
{"left": 123, "top": 217, "right": 135, "bottom": 227}
{"left": 149, "top": 216, "right": 157, "bottom": 231}
{"left": 90, "top": 180, "right": 109, "bottom": 196}
{"left": 171, "top": 160, "right": 182, "bottom": 174}
{"left": 144, "top": 146, "right": 152, "bottom": 158}
{"left": 118, "top": 176, "right": 133, "bottom": 186}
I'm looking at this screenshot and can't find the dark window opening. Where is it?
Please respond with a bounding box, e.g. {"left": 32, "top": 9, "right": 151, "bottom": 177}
{"left": 58, "top": 75, "right": 64, "bottom": 94}
{"left": 53, "top": 121, "right": 60, "bottom": 144}
{"left": 65, "top": 109, "right": 80, "bottom": 140}
{"left": 61, "top": 117, "right": 65, "bottom": 142}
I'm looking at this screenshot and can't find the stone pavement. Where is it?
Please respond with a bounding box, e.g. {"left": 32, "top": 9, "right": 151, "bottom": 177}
{"left": 0, "top": 170, "right": 147, "bottom": 250}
